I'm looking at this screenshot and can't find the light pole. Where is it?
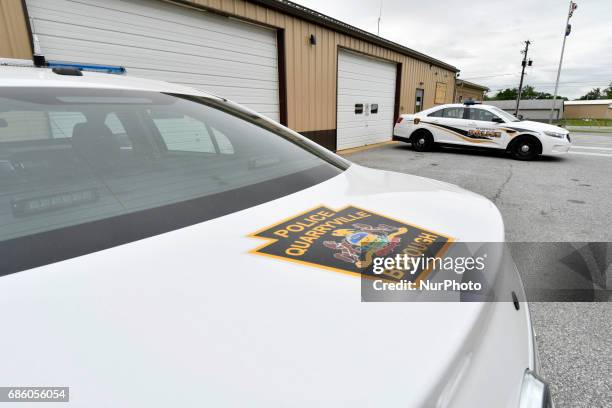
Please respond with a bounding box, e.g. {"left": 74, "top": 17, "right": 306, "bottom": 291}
{"left": 549, "top": 1, "right": 577, "bottom": 123}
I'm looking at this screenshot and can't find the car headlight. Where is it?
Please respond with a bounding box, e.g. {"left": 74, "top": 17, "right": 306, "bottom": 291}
{"left": 519, "top": 370, "right": 554, "bottom": 408}
{"left": 543, "top": 131, "right": 566, "bottom": 139}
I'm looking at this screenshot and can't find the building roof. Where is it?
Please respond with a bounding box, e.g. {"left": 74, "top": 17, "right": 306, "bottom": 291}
{"left": 564, "top": 99, "right": 612, "bottom": 105}
{"left": 456, "top": 79, "right": 489, "bottom": 91}
{"left": 248, "top": 0, "right": 459, "bottom": 73}
{"left": 486, "top": 99, "right": 564, "bottom": 110}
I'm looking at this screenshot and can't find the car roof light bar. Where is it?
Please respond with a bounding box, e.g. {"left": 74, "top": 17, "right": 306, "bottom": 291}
{"left": 46, "top": 61, "right": 126, "bottom": 75}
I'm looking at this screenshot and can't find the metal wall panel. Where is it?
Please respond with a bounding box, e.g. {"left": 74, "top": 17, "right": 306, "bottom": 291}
{"left": 454, "top": 82, "right": 487, "bottom": 102}
{"left": 25, "top": 0, "right": 280, "bottom": 121}
{"left": 0, "top": 0, "right": 32, "bottom": 59}
{"left": 564, "top": 104, "right": 611, "bottom": 120}
{"left": 455, "top": 87, "right": 485, "bottom": 102}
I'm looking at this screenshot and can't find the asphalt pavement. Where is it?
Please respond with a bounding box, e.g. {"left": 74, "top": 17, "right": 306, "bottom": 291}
{"left": 343, "top": 132, "right": 612, "bottom": 408}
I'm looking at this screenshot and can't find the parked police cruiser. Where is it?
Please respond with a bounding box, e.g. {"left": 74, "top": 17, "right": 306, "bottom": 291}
{"left": 0, "top": 60, "right": 551, "bottom": 407}
{"left": 393, "top": 101, "right": 571, "bottom": 160}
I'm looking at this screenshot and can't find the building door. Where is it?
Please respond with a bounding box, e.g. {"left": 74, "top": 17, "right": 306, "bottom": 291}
{"left": 415, "top": 89, "right": 424, "bottom": 113}
{"left": 336, "top": 50, "right": 397, "bottom": 150}
{"left": 25, "top": 0, "right": 281, "bottom": 122}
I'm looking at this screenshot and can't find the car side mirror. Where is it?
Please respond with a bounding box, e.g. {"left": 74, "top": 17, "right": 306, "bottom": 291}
{"left": 491, "top": 117, "right": 504, "bottom": 123}
{"left": 517, "top": 114, "right": 524, "bottom": 120}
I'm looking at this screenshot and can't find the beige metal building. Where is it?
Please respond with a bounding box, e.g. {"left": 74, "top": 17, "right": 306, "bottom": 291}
{"left": 564, "top": 100, "right": 612, "bottom": 120}
{"left": 0, "top": 0, "right": 458, "bottom": 151}
{"left": 454, "top": 79, "right": 488, "bottom": 103}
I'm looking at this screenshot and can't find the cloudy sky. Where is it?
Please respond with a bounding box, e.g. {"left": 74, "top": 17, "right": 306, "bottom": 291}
{"left": 296, "top": 0, "right": 612, "bottom": 99}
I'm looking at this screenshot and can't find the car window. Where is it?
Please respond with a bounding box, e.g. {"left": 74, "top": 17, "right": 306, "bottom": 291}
{"left": 427, "top": 109, "right": 443, "bottom": 117}
{"left": 0, "top": 111, "right": 50, "bottom": 142}
{"left": 150, "top": 113, "right": 217, "bottom": 153}
{"left": 0, "top": 87, "right": 347, "bottom": 276}
{"left": 211, "top": 128, "right": 235, "bottom": 154}
{"left": 48, "top": 111, "right": 129, "bottom": 137}
{"left": 469, "top": 108, "right": 499, "bottom": 122}
{"left": 105, "top": 113, "right": 127, "bottom": 135}
{"left": 0, "top": 111, "right": 130, "bottom": 142}
{"left": 49, "top": 112, "right": 86, "bottom": 138}
{"left": 490, "top": 107, "right": 520, "bottom": 122}
{"left": 441, "top": 107, "right": 464, "bottom": 119}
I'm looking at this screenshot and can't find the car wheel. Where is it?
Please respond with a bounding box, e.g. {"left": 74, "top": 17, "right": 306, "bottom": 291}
{"left": 410, "top": 130, "right": 434, "bottom": 152}
{"left": 510, "top": 137, "right": 540, "bottom": 161}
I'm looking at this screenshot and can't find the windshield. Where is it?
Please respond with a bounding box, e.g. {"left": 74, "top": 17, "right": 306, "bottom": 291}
{"left": 0, "top": 87, "right": 347, "bottom": 275}
{"left": 489, "top": 106, "right": 520, "bottom": 122}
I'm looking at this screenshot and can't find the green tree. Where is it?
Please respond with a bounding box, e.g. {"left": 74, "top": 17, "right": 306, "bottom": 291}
{"left": 604, "top": 82, "right": 612, "bottom": 98}
{"left": 579, "top": 87, "right": 602, "bottom": 100}
{"left": 577, "top": 82, "right": 612, "bottom": 100}
{"left": 490, "top": 87, "right": 518, "bottom": 100}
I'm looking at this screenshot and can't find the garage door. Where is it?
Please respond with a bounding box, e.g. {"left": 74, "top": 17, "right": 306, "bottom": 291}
{"left": 336, "top": 50, "right": 397, "bottom": 150}
{"left": 25, "top": 0, "right": 280, "bottom": 121}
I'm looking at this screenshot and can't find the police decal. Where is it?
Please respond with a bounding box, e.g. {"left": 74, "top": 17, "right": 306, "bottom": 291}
{"left": 249, "top": 205, "right": 453, "bottom": 280}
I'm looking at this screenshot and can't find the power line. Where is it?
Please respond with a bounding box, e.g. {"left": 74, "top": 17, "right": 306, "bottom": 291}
{"left": 463, "top": 71, "right": 611, "bottom": 81}
{"left": 488, "top": 85, "right": 609, "bottom": 92}
{"left": 461, "top": 73, "right": 519, "bottom": 80}
{"left": 489, "top": 81, "right": 610, "bottom": 87}
{"left": 535, "top": 80, "right": 611, "bottom": 85}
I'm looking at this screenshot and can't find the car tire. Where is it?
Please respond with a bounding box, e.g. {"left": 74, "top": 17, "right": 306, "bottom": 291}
{"left": 510, "top": 136, "right": 541, "bottom": 161}
{"left": 410, "top": 130, "right": 434, "bottom": 152}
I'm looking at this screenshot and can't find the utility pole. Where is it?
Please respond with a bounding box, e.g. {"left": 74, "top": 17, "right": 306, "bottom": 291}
{"left": 514, "top": 40, "right": 532, "bottom": 117}
{"left": 549, "top": 1, "right": 578, "bottom": 123}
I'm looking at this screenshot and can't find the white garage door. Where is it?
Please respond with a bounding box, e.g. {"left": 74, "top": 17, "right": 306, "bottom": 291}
{"left": 337, "top": 50, "right": 397, "bottom": 150}
{"left": 25, "top": 0, "right": 280, "bottom": 121}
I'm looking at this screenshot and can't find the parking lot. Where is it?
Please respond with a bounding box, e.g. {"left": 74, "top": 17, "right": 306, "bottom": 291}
{"left": 344, "top": 132, "right": 612, "bottom": 408}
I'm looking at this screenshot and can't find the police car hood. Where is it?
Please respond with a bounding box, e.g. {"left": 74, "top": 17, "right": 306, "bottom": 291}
{"left": 0, "top": 164, "right": 517, "bottom": 407}
{"left": 513, "top": 120, "right": 568, "bottom": 134}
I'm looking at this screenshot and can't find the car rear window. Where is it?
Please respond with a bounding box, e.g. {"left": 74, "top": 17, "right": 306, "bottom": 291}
{"left": 0, "top": 87, "right": 347, "bottom": 276}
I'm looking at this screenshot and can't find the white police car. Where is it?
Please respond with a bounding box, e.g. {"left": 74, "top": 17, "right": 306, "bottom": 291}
{"left": 393, "top": 101, "right": 571, "bottom": 160}
{"left": 0, "top": 61, "right": 551, "bottom": 407}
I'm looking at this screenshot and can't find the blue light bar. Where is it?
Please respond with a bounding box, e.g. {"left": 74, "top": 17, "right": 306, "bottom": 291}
{"left": 46, "top": 61, "right": 126, "bottom": 74}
